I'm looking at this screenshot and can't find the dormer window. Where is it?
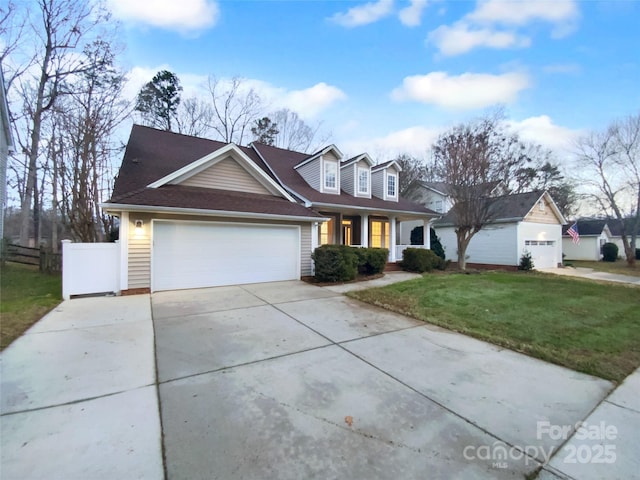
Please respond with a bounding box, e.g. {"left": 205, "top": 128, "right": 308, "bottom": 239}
{"left": 358, "top": 168, "right": 369, "bottom": 194}
{"left": 324, "top": 161, "right": 337, "bottom": 190}
{"left": 387, "top": 173, "right": 397, "bottom": 197}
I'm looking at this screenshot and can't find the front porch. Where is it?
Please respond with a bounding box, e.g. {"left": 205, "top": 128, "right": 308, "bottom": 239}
{"left": 313, "top": 210, "right": 432, "bottom": 262}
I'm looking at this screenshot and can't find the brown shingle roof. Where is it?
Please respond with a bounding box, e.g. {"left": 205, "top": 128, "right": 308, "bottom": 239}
{"left": 252, "top": 143, "right": 437, "bottom": 216}
{"left": 108, "top": 185, "right": 323, "bottom": 218}
{"left": 435, "top": 190, "right": 548, "bottom": 226}
{"left": 110, "top": 126, "right": 436, "bottom": 218}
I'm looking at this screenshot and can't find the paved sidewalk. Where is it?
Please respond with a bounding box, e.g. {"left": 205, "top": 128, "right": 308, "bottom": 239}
{"left": 539, "top": 267, "right": 640, "bottom": 286}
{"left": 0, "top": 295, "right": 163, "bottom": 479}
{"left": 537, "top": 367, "right": 640, "bottom": 479}
{"left": 322, "top": 271, "right": 422, "bottom": 293}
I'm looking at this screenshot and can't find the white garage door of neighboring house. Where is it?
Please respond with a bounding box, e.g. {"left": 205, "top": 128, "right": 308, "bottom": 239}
{"left": 152, "top": 221, "right": 300, "bottom": 291}
{"left": 525, "top": 240, "right": 557, "bottom": 269}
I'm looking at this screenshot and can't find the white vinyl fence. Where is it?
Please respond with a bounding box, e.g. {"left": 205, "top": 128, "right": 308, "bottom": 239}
{"left": 62, "top": 240, "right": 120, "bottom": 300}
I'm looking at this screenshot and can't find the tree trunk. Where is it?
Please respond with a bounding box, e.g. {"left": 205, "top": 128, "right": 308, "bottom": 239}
{"left": 456, "top": 229, "right": 472, "bottom": 271}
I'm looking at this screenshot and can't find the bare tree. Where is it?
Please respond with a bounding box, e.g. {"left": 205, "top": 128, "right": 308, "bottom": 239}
{"left": 575, "top": 112, "right": 639, "bottom": 266}
{"left": 174, "top": 96, "right": 213, "bottom": 137}
{"left": 392, "top": 153, "right": 426, "bottom": 196}
{"left": 270, "top": 108, "right": 329, "bottom": 153}
{"left": 206, "top": 76, "right": 262, "bottom": 145}
{"left": 7, "top": 0, "right": 109, "bottom": 246}
{"left": 431, "top": 114, "right": 527, "bottom": 270}
{"left": 55, "top": 40, "right": 129, "bottom": 242}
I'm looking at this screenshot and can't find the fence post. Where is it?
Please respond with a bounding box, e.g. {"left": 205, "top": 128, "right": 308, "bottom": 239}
{"left": 61, "top": 240, "right": 71, "bottom": 300}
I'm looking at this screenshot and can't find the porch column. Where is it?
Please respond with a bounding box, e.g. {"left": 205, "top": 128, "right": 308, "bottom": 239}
{"left": 361, "top": 214, "right": 369, "bottom": 247}
{"left": 389, "top": 215, "right": 397, "bottom": 262}
{"left": 423, "top": 219, "right": 431, "bottom": 249}
{"left": 311, "top": 222, "right": 319, "bottom": 275}
{"left": 119, "top": 211, "right": 129, "bottom": 291}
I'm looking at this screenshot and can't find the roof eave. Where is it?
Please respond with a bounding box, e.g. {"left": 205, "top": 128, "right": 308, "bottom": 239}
{"left": 100, "top": 203, "right": 326, "bottom": 223}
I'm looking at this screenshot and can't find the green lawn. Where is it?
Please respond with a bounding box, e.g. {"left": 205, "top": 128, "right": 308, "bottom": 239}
{"left": 349, "top": 272, "right": 640, "bottom": 383}
{"left": 0, "top": 262, "right": 62, "bottom": 350}
{"left": 569, "top": 260, "right": 640, "bottom": 277}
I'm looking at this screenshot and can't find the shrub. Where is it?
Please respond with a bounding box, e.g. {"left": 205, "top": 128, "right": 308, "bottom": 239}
{"left": 354, "top": 247, "right": 388, "bottom": 275}
{"left": 518, "top": 251, "right": 534, "bottom": 271}
{"left": 409, "top": 226, "right": 445, "bottom": 260}
{"left": 430, "top": 228, "right": 445, "bottom": 260}
{"left": 312, "top": 245, "right": 358, "bottom": 282}
{"left": 410, "top": 226, "right": 423, "bottom": 245}
{"left": 602, "top": 242, "right": 619, "bottom": 262}
{"left": 400, "top": 248, "right": 445, "bottom": 273}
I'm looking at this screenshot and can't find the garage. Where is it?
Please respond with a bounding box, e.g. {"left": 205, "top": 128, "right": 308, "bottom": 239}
{"left": 525, "top": 240, "right": 558, "bottom": 269}
{"left": 152, "top": 221, "right": 300, "bottom": 291}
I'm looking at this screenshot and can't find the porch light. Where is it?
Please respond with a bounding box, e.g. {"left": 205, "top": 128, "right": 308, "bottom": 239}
{"left": 134, "top": 219, "right": 144, "bottom": 236}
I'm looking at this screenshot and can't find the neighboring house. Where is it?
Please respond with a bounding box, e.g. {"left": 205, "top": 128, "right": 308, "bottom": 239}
{"left": 103, "top": 125, "right": 437, "bottom": 293}
{"left": 607, "top": 218, "right": 640, "bottom": 257}
{"left": 0, "top": 63, "right": 14, "bottom": 241}
{"left": 400, "top": 180, "right": 503, "bottom": 244}
{"left": 562, "top": 219, "right": 613, "bottom": 261}
{"left": 433, "top": 191, "right": 566, "bottom": 269}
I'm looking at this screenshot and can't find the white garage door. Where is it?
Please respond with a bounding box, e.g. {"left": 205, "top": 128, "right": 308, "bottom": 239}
{"left": 152, "top": 221, "right": 299, "bottom": 291}
{"left": 525, "top": 240, "right": 557, "bottom": 269}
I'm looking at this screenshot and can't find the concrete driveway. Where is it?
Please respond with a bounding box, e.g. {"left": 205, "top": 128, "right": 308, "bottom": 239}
{"left": 152, "top": 280, "right": 614, "bottom": 479}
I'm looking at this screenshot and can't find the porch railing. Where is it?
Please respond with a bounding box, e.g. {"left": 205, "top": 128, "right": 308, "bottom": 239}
{"left": 395, "top": 244, "right": 429, "bottom": 262}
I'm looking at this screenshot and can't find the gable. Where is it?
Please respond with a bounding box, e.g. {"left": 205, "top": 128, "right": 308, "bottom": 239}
{"left": 524, "top": 195, "right": 563, "bottom": 225}
{"left": 179, "top": 156, "right": 271, "bottom": 195}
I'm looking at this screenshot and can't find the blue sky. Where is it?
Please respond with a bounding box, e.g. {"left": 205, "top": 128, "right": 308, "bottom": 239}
{"left": 110, "top": 0, "right": 640, "bottom": 161}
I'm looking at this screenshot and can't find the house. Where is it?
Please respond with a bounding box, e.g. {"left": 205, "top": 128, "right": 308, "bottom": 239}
{"left": 433, "top": 190, "right": 566, "bottom": 269}
{"left": 607, "top": 218, "right": 640, "bottom": 258}
{"left": 0, "top": 63, "right": 14, "bottom": 240}
{"left": 103, "top": 125, "right": 437, "bottom": 293}
{"left": 562, "top": 219, "right": 613, "bottom": 261}
{"left": 400, "top": 180, "right": 504, "bottom": 244}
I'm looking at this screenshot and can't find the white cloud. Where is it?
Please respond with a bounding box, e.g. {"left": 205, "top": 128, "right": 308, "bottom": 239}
{"left": 108, "top": 0, "right": 219, "bottom": 32}
{"left": 124, "top": 67, "right": 346, "bottom": 119}
{"left": 469, "top": 0, "right": 578, "bottom": 28}
{"left": 506, "top": 115, "right": 582, "bottom": 153}
{"left": 330, "top": 0, "right": 394, "bottom": 27}
{"left": 282, "top": 83, "right": 347, "bottom": 118}
{"left": 399, "top": 0, "right": 429, "bottom": 27}
{"left": 391, "top": 71, "right": 530, "bottom": 109}
{"left": 428, "top": 0, "right": 579, "bottom": 56}
{"left": 341, "top": 126, "right": 442, "bottom": 159}
{"left": 428, "top": 22, "right": 530, "bottom": 56}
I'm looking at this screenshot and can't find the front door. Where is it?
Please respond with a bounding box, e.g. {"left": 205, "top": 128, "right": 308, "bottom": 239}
{"left": 370, "top": 220, "right": 390, "bottom": 248}
{"left": 342, "top": 220, "right": 352, "bottom": 246}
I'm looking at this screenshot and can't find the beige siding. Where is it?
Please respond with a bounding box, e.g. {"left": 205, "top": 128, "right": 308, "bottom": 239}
{"left": 126, "top": 212, "right": 314, "bottom": 289}
{"left": 297, "top": 158, "right": 321, "bottom": 190}
{"left": 127, "top": 213, "right": 153, "bottom": 289}
{"left": 180, "top": 156, "right": 271, "bottom": 195}
{"left": 300, "top": 223, "right": 312, "bottom": 276}
{"left": 524, "top": 196, "right": 561, "bottom": 224}
{"left": 323, "top": 151, "right": 340, "bottom": 163}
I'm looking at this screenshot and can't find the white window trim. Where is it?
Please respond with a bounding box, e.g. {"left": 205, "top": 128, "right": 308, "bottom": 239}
{"left": 357, "top": 167, "right": 370, "bottom": 195}
{"left": 387, "top": 172, "right": 397, "bottom": 198}
{"left": 323, "top": 160, "right": 338, "bottom": 191}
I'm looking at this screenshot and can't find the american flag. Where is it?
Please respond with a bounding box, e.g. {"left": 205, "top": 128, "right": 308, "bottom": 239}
{"left": 567, "top": 223, "right": 580, "bottom": 244}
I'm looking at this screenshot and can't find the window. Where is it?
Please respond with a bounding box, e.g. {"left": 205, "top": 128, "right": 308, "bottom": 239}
{"left": 435, "top": 200, "right": 443, "bottom": 212}
{"left": 324, "top": 162, "right": 337, "bottom": 190}
{"left": 357, "top": 168, "right": 369, "bottom": 194}
{"left": 539, "top": 200, "right": 545, "bottom": 212}
{"left": 370, "top": 220, "right": 390, "bottom": 248}
{"left": 387, "top": 174, "right": 396, "bottom": 197}
{"left": 319, "top": 218, "right": 334, "bottom": 245}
